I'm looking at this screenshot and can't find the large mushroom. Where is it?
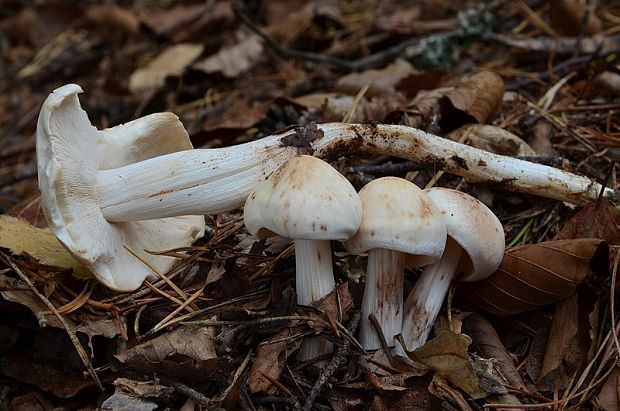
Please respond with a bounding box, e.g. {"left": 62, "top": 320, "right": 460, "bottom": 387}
{"left": 38, "top": 84, "right": 205, "bottom": 291}
{"left": 243, "top": 155, "right": 362, "bottom": 361}
{"left": 400, "top": 188, "right": 505, "bottom": 353}
{"left": 38, "top": 85, "right": 614, "bottom": 290}
{"left": 344, "top": 177, "right": 447, "bottom": 350}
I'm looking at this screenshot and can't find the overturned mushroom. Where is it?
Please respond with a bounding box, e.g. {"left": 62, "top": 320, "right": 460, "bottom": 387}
{"left": 38, "top": 85, "right": 616, "bottom": 290}
{"left": 37, "top": 85, "right": 205, "bottom": 291}
{"left": 244, "top": 155, "right": 362, "bottom": 360}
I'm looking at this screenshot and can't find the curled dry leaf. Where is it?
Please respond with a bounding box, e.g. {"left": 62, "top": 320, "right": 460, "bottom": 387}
{"left": 448, "top": 124, "right": 537, "bottom": 157}
{"left": 549, "top": 0, "right": 602, "bottom": 36}
{"left": 443, "top": 71, "right": 505, "bottom": 124}
{"left": 459, "top": 239, "right": 608, "bottom": 316}
{"left": 129, "top": 43, "right": 204, "bottom": 92}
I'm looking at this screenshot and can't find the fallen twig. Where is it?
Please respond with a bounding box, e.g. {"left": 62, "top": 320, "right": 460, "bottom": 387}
{"left": 303, "top": 310, "right": 361, "bottom": 411}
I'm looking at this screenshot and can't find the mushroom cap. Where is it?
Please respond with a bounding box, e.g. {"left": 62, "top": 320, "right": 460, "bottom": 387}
{"left": 37, "top": 84, "right": 205, "bottom": 291}
{"left": 425, "top": 187, "right": 505, "bottom": 282}
{"left": 244, "top": 155, "right": 361, "bottom": 241}
{"left": 345, "top": 177, "right": 447, "bottom": 265}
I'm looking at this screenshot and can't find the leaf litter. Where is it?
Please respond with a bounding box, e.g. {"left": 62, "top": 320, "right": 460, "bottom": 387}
{"left": 1, "top": 0, "right": 620, "bottom": 409}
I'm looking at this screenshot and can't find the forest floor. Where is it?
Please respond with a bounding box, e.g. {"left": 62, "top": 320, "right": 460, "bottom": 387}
{"left": 1, "top": 0, "right": 620, "bottom": 410}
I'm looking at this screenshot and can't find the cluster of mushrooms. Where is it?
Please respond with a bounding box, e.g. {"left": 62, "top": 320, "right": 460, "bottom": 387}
{"left": 37, "top": 84, "right": 616, "bottom": 356}
{"left": 243, "top": 154, "right": 504, "bottom": 359}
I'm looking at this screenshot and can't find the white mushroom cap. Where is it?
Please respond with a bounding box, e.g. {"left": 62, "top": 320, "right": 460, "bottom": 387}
{"left": 244, "top": 155, "right": 362, "bottom": 240}
{"left": 37, "top": 84, "right": 205, "bottom": 291}
{"left": 425, "top": 187, "right": 504, "bottom": 282}
{"left": 345, "top": 177, "right": 447, "bottom": 265}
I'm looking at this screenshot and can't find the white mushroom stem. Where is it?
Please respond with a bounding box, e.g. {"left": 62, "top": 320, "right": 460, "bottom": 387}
{"left": 360, "top": 248, "right": 405, "bottom": 350}
{"left": 295, "top": 239, "right": 335, "bottom": 361}
{"left": 95, "top": 123, "right": 615, "bottom": 222}
{"left": 399, "top": 238, "right": 463, "bottom": 354}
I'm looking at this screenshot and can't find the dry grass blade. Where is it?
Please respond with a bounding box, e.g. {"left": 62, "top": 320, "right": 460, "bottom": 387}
{"left": 150, "top": 284, "right": 206, "bottom": 334}
{"left": 55, "top": 282, "right": 93, "bottom": 314}
{"left": 123, "top": 244, "right": 197, "bottom": 310}
{"left": 0, "top": 252, "right": 103, "bottom": 390}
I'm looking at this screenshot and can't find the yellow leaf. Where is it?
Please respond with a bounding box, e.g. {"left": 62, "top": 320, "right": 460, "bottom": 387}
{"left": 0, "top": 215, "right": 88, "bottom": 277}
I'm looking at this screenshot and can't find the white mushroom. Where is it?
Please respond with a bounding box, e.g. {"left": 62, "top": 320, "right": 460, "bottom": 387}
{"left": 345, "top": 177, "right": 447, "bottom": 350}
{"left": 399, "top": 188, "right": 505, "bottom": 353}
{"left": 37, "top": 84, "right": 205, "bottom": 291}
{"left": 243, "top": 155, "right": 362, "bottom": 361}
{"left": 38, "top": 85, "right": 615, "bottom": 290}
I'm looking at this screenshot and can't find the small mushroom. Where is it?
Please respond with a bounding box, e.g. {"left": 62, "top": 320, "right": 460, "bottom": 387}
{"left": 244, "top": 155, "right": 362, "bottom": 361}
{"left": 345, "top": 177, "right": 447, "bottom": 350}
{"left": 400, "top": 188, "right": 505, "bottom": 353}
{"left": 37, "top": 84, "right": 205, "bottom": 291}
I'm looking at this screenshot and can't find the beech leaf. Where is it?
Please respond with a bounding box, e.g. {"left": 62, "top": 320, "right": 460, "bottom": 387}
{"left": 459, "top": 239, "right": 608, "bottom": 316}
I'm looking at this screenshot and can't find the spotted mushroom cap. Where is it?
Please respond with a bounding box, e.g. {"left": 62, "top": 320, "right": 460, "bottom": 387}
{"left": 345, "top": 177, "right": 447, "bottom": 265}
{"left": 425, "top": 187, "right": 505, "bottom": 282}
{"left": 243, "top": 155, "right": 362, "bottom": 241}
{"left": 37, "top": 84, "right": 205, "bottom": 291}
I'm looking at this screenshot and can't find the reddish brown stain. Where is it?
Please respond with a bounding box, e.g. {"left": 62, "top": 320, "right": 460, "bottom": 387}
{"left": 420, "top": 199, "right": 434, "bottom": 218}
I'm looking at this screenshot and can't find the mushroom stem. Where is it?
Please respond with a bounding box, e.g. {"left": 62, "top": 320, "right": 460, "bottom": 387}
{"left": 295, "top": 239, "right": 335, "bottom": 361}
{"left": 95, "top": 123, "right": 615, "bottom": 223}
{"left": 97, "top": 134, "right": 297, "bottom": 222}
{"left": 399, "top": 237, "right": 463, "bottom": 354}
{"left": 360, "top": 248, "right": 405, "bottom": 350}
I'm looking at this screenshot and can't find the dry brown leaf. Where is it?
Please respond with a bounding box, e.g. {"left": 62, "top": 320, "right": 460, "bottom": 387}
{"left": 129, "top": 43, "right": 204, "bottom": 92}
{"left": 411, "top": 319, "right": 484, "bottom": 398}
{"left": 459, "top": 239, "right": 608, "bottom": 316}
{"left": 598, "top": 366, "right": 620, "bottom": 410}
{"left": 192, "top": 35, "right": 263, "bottom": 78}
{"left": 335, "top": 59, "right": 417, "bottom": 97}
{"left": 537, "top": 292, "right": 595, "bottom": 390}
{"left": 596, "top": 71, "right": 620, "bottom": 97}
{"left": 140, "top": 1, "right": 212, "bottom": 35}
{"left": 549, "top": 0, "right": 602, "bottom": 36}
{"left": 444, "top": 71, "right": 505, "bottom": 124}
{"left": 85, "top": 4, "right": 140, "bottom": 34}
{"left": 0, "top": 215, "right": 88, "bottom": 277}
{"left": 115, "top": 324, "right": 227, "bottom": 382}
{"left": 555, "top": 199, "right": 620, "bottom": 245}
{"left": 290, "top": 92, "right": 404, "bottom": 123}
{"left": 114, "top": 377, "right": 174, "bottom": 399}
{"left": 464, "top": 314, "right": 526, "bottom": 391}
{"left": 248, "top": 283, "right": 353, "bottom": 393}
{"left": 448, "top": 124, "right": 537, "bottom": 156}
{"left": 265, "top": 2, "right": 317, "bottom": 47}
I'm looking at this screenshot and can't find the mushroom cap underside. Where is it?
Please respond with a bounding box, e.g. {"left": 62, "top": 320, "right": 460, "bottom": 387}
{"left": 36, "top": 84, "right": 205, "bottom": 291}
